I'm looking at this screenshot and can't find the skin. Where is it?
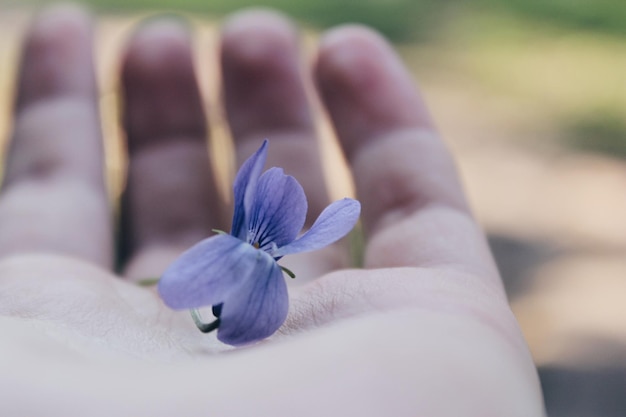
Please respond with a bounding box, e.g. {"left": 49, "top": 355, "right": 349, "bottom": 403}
{"left": 0, "top": 5, "right": 544, "bottom": 416}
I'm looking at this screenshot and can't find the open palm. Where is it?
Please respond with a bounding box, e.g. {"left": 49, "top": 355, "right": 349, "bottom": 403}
{"left": 0, "top": 6, "right": 543, "bottom": 416}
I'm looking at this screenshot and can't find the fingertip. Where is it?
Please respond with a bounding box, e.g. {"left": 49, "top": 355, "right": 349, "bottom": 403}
{"left": 121, "top": 17, "right": 205, "bottom": 149}
{"left": 317, "top": 24, "right": 390, "bottom": 68}
{"left": 18, "top": 3, "right": 95, "bottom": 107}
{"left": 221, "top": 8, "right": 298, "bottom": 61}
{"left": 316, "top": 24, "right": 399, "bottom": 90}
{"left": 26, "top": 3, "right": 93, "bottom": 62}
{"left": 30, "top": 3, "right": 92, "bottom": 35}
{"left": 123, "top": 18, "right": 193, "bottom": 77}
{"left": 126, "top": 17, "right": 192, "bottom": 52}
{"left": 220, "top": 8, "right": 302, "bottom": 101}
{"left": 221, "top": 8, "right": 296, "bottom": 37}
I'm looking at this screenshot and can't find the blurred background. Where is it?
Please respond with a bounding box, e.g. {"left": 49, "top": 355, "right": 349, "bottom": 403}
{"left": 0, "top": 0, "right": 625, "bottom": 415}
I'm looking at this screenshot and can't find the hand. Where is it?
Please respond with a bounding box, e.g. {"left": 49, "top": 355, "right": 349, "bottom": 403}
{"left": 0, "top": 5, "right": 544, "bottom": 416}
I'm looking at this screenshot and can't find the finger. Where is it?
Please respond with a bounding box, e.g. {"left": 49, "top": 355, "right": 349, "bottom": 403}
{"left": 0, "top": 5, "right": 112, "bottom": 267}
{"left": 220, "top": 10, "right": 331, "bottom": 224}
{"left": 315, "top": 27, "right": 500, "bottom": 285}
{"left": 120, "top": 20, "right": 222, "bottom": 280}
{"left": 220, "top": 10, "right": 351, "bottom": 280}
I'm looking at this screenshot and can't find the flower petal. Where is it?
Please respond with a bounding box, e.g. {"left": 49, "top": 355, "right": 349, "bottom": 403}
{"left": 231, "top": 140, "right": 268, "bottom": 240}
{"left": 217, "top": 251, "right": 288, "bottom": 346}
{"left": 158, "top": 234, "right": 259, "bottom": 309}
{"left": 275, "top": 198, "right": 361, "bottom": 256}
{"left": 247, "top": 167, "right": 307, "bottom": 250}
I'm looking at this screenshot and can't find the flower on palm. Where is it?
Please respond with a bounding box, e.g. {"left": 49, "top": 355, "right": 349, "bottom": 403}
{"left": 158, "top": 140, "right": 361, "bottom": 346}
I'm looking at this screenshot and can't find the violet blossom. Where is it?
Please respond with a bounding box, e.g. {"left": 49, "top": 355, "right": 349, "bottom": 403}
{"left": 158, "top": 140, "right": 361, "bottom": 346}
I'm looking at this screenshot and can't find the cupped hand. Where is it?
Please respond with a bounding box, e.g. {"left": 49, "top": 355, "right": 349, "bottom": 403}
{"left": 0, "top": 5, "right": 544, "bottom": 416}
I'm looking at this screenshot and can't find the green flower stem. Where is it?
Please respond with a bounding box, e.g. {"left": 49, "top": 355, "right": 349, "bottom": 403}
{"left": 190, "top": 309, "right": 220, "bottom": 333}
{"left": 280, "top": 265, "right": 296, "bottom": 279}
{"left": 137, "top": 277, "right": 160, "bottom": 287}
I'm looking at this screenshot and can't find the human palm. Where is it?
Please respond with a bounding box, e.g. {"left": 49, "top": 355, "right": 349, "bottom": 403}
{"left": 0, "top": 6, "right": 543, "bottom": 416}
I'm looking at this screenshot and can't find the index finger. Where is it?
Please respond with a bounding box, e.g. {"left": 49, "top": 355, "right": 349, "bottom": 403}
{"left": 315, "top": 27, "right": 500, "bottom": 286}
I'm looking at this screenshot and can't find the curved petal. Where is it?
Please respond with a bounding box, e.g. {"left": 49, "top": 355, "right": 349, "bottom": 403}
{"left": 247, "top": 167, "right": 307, "bottom": 250}
{"left": 217, "top": 251, "right": 288, "bottom": 346}
{"left": 276, "top": 198, "right": 361, "bottom": 256}
{"left": 158, "top": 234, "right": 259, "bottom": 309}
{"left": 230, "top": 140, "right": 268, "bottom": 240}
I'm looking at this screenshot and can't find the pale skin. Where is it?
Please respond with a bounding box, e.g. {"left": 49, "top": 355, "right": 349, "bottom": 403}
{"left": 0, "top": 5, "right": 544, "bottom": 416}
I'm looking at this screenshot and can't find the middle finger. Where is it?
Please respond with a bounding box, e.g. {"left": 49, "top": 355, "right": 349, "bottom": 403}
{"left": 220, "top": 10, "right": 350, "bottom": 279}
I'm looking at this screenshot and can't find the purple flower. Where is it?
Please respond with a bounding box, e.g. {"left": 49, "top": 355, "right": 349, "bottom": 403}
{"left": 158, "top": 140, "right": 361, "bottom": 346}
